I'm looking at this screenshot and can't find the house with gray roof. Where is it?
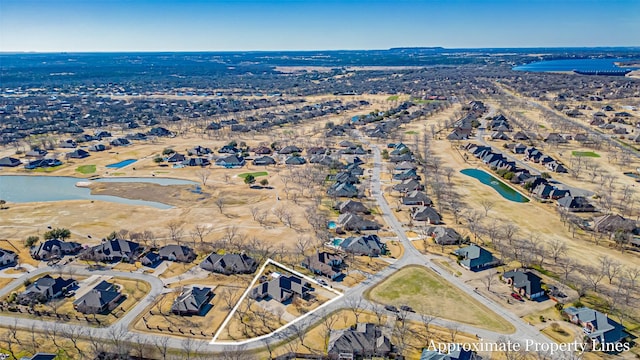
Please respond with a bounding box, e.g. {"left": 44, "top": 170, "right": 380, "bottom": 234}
{"left": 393, "top": 168, "right": 420, "bottom": 181}
{"left": 200, "top": 253, "right": 258, "bottom": 275}
{"left": 215, "top": 155, "right": 245, "bottom": 168}
{"left": 395, "top": 161, "right": 417, "bottom": 171}
{"left": 393, "top": 179, "right": 422, "bottom": 193}
{"left": 402, "top": 190, "right": 432, "bottom": 206}
{"left": 278, "top": 145, "right": 302, "bottom": 155}
{"left": 339, "top": 235, "right": 385, "bottom": 257}
{"left": 82, "top": 239, "right": 142, "bottom": 263}
{"left": 327, "top": 323, "right": 393, "bottom": 359}
{"left": 337, "top": 212, "right": 380, "bottom": 232}
{"left": 73, "top": 281, "right": 122, "bottom": 314}
{"left": 426, "top": 227, "right": 463, "bottom": 245}
{"left": 159, "top": 244, "right": 196, "bottom": 263}
{"left": 250, "top": 275, "right": 311, "bottom": 303}
{"left": 285, "top": 156, "right": 306, "bottom": 165}
{"left": 412, "top": 206, "right": 442, "bottom": 224}
{"left": 563, "top": 306, "right": 627, "bottom": 346}
{"left": 301, "top": 252, "right": 344, "bottom": 280}
{"left": 0, "top": 156, "right": 21, "bottom": 167}
{"left": 17, "top": 275, "right": 77, "bottom": 305}
{"left": 252, "top": 156, "right": 276, "bottom": 166}
{"left": 503, "top": 270, "right": 544, "bottom": 300}
{"left": 453, "top": 245, "right": 498, "bottom": 271}
{"left": 592, "top": 214, "right": 637, "bottom": 234}
{"left": 30, "top": 239, "right": 82, "bottom": 261}
{"left": 0, "top": 248, "right": 17, "bottom": 267}
{"left": 338, "top": 200, "right": 369, "bottom": 214}
{"left": 557, "top": 195, "right": 595, "bottom": 212}
{"left": 171, "top": 287, "right": 214, "bottom": 316}
{"left": 327, "top": 182, "right": 359, "bottom": 198}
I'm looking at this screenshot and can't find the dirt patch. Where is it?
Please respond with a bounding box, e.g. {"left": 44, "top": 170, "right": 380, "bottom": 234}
{"left": 89, "top": 182, "right": 208, "bottom": 207}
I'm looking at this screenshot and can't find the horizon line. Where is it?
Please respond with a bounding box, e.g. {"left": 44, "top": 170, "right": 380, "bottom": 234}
{"left": 2, "top": 46, "right": 640, "bottom": 55}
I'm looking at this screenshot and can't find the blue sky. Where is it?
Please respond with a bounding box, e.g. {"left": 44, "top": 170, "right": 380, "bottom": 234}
{"left": 1, "top": 0, "right": 638, "bottom": 52}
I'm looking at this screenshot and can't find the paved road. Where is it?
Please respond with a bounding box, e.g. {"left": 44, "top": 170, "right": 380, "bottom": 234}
{"left": 0, "top": 136, "right": 566, "bottom": 357}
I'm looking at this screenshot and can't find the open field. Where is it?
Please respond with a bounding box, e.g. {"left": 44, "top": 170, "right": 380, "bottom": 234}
{"left": 366, "top": 265, "right": 515, "bottom": 334}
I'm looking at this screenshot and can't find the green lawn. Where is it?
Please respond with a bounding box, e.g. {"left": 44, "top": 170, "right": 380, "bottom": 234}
{"left": 387, "top": 95, "right": 399, "bottom": 101}
{"left": 405, "top": 130, "right": 418, "bottom": 135}
{"left": 238, "top": 171, "right": 268, "bottom": 179}
{"left": 367, "top": 266, "right": 515, "bottom": 334}
{"left": 571, "top": 150, "right": 600, "bottom": 158}
{"left": 75, "top": 164, "right": 96, "bottom": 174}
{"left": 30, "top": 165, "right": 63, "bottom": 173}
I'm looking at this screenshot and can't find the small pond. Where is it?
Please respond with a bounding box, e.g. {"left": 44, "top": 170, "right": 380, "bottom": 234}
{"left": 0, "top": 175, "right": 197, "bottom": 209}
{"left": 106, "top": 159, "right": 137, "bottom": 168}
{"left": 460, "top": 169, "right": 529, "bottom": 203}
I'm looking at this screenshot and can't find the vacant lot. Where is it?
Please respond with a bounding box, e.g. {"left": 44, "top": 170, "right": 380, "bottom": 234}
{"left": 367, "top": 266, "right": 515, "bottom": 334}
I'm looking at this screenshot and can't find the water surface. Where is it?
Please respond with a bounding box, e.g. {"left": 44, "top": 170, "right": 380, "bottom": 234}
{"left": 460, "top": 169, "right": 529, "bottom": 203}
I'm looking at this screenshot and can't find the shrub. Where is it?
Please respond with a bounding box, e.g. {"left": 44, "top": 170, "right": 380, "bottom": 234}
{"left": 555, "top": 303, "right": 564, "bottom": 311}
{"left": 244, "top": 174, "right": 256, "bottom": 185}
{"left": 153, "top": 156, "right": 164, "bottom": 163}
{"left": 540, "top": 315, "right": 546, "bottom": 322}
{"left": 162, "top": 148, "right": 175, "bottom": 155}
{"left": 43, "top": 228, "right": 71, "bottom": 240}
{"left": 25, "top": 235, "right": 39, "bottom": 248}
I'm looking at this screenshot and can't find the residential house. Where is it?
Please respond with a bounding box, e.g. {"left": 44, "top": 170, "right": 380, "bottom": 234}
{"left": 30, "top": 239, "right": 82, "bottom": 260}
{"left": 148, "top": 127, "right": 174, "bottom": 137}
{"left": 25, "top": 159, "right": 63, "bottom": 170}
{"left": 395, "top": 161, "right": 417, "bottom": 171}
{"left": 327, "top": 323, "right": 393, "bottom": 359}
{"left": 512, "top": 143, "right": 527, "bottom": 155}
{"left": 411, "top": 206, "right": 442, "bottom": 224}
{"left": 285, "top": 156, "right": 306, "bottom": 165}
{"left": 557, "top": 195, "right": 596, "bottom": 212}
{"left": 513, "top": 131, "right": 530, "bottom": 141}
{"left": 563, "top": 306, "right": 627, "bottom": 346}
{"left": 66, "top": 149, "right": 90, "bottom": 159}
{"left": 503, "top": 270, "right": 544, "bottom": 299}
{"left": 453, "top": 245, "right": 498, "bottom": 271}
{"left": 88, "top": 144, "right": 107, "bottom": 152}
{"left": 327, "top": 182, "right": 359, "bottom": 198}
{"left": 491, "top": 131, "right": 511, "bottom": 141}
{"left": 159, "top": 244, "right": 196, "bottom": 263}
{"left": 252, "top": 146, "right": 272, "bottom": 155}
{"left": 215, "top": 155, "right": 245, "bottom": 168}
{"left": 278, "top": 145, "right": 302, "bottom": 155}
{"left": 17, "top": 275, "right": 77, "bottom": 305}
{"left": 109, "top": 138, "right": 130, "bottom": 147}
{"left": 218, "top": 144, "right": 239, "bottom": 154}
{"left": 545, "top": 133, "right": 568, "bottom": 144}
{"left": 447, "top": 128, "right": 472, "bottom": 141}
{"left": 337, "top": 212, "right": 380, "bottom": 231}
{"left": 393, "top": 168, "right": 420, "bottom": 181}
{"left": 393, "top": 179, "right": 423, "bottom": 193}
{"left": 426, "top": 227, "right": 464, "bottom": 245}
{"left": 94, "top": 130, "right": 112, "bottom": 140}
{"left": 167, "top": 153, "right": 187, "bottom": 163}
{"left": 250, "top": 275, "right": 311, "bottom": 303}
{"left": 339, "top": 235, "right": 385, "bottom": 256}
{"left": 0, "top": 248, "right": 18, "bottom": 267}
{"left": 82, "top": 239, "right": 142, "bottom": 263}
{"left": 171, "top": 287, "right": 214, "bottom": 316}
{"left": 592, "top": 214, "right": 637, "bottom": 234}
{"left": 200, "top": 253, "right": 258, "bottom": 275}
{"left": 306, "top": 146, "right": 327, "bottom": 155}
{"left": 252, "top": 156, "right": 276, "bottom": 166}
{"left": 182, "top": 157, "right": 210, "bottom": 167}
{"left": 25, "top": 149, "right": 48, "bottom": 158}
{"left": 73, "top": 281, "right": 123, "bottom": 314}
{"left": 301, "top": 252, "right": 344, "bottom": 280}
{"left": 188, "top": 146, "right": 212, "bottom": 156}
{"left": 0, "top": 156, "right": 22, "bottom": 167}
{"left": 58, "top": 139, "right": 77, "bottom": 148}
{"left": 402, "top": 190, "right": 433, "bottom": 206}
{"left": 338, "top": 200, "right": 369, "bottom": 214}
{"left": 140, "top": 252, "right": 161, "bottom": 267}
{"left": 389, "top": 152, "right": 414, "bottom": 163}
{"left": 546, "top": 160, "right": 568, "bottom": 173}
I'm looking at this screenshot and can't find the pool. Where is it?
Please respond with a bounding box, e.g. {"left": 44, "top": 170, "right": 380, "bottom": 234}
{"left": 106, "top": 159, "right": 137, "bottom": 168}
{"left": 327, "top": 221, "right": 337, "bottom": 229}
{"left": 331, "top": 238, "right": 344, "bottom": 246}
{"left": 460, "top": 169, "right": 530, "bottom": 203}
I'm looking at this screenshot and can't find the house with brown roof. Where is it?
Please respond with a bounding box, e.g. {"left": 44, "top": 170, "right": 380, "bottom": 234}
{"left": 301, "top": 252, "right": 344, "bottom": 280}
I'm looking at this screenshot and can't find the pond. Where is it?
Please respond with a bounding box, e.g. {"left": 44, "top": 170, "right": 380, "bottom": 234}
{"left": 0, "top": 175, "right": 197, "bottom": 209}
{"left": 106, "top": 159, "right": 137, "bottom": 168}
{"left": 460, "top": 169, "right": 530, "bottom": 203}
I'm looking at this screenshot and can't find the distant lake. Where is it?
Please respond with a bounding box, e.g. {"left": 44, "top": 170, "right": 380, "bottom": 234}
{"left": 0, "top": 175, "right": 197, "bottom": 209}
{"left": 513, "top": 58, "right": 639, "bottom": 73}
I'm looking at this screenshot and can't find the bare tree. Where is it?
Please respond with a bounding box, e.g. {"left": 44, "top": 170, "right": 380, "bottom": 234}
{"left": 583, "top": 264, "right": 605, "bottom": 292}
{"left": 195, "top": 168, "right": 211, "bottom": 187}
{"left": 600, "top": 256, "right": 622, "bottom": 284}
{"left": 166, "top": 220, "right": 185, "bottom": 244}
{"left": 482, "top": 270, "right": 498, "bottom": 292}
{"left": 479, "top": 199, "right": 495, "bottom": 217}
{"left": 215, "top": 196, "right": 226, "bottom": 214}
{"left": 548, "top": 238, "right": 567, "bottom": 265}
{"left": 346, "top": 297, "right": 366, "bottom": 323}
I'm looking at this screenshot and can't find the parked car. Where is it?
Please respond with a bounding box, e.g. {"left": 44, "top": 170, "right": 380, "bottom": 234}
{"left": 400, "top": 305, "right": 415, "bottom": 313}
{"left": 511, "top": 293, "right": 523, "bottom": 301}
{"left": 384, "top": 305, "right": 398, "bottom": 313}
